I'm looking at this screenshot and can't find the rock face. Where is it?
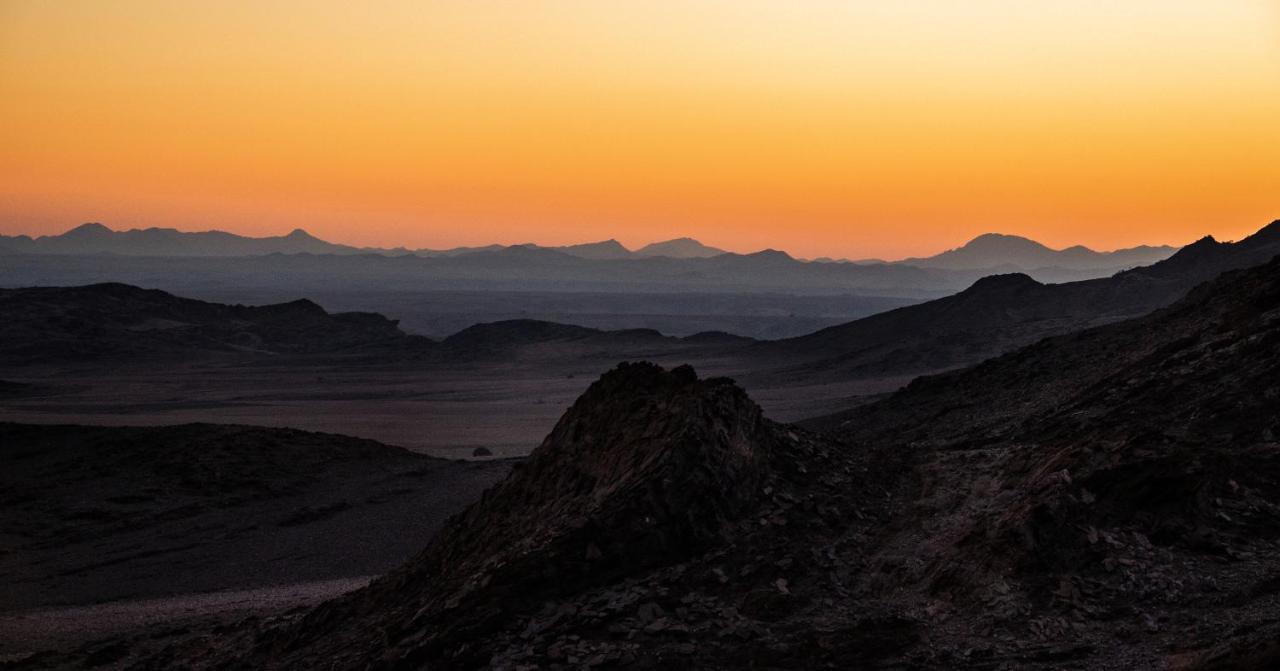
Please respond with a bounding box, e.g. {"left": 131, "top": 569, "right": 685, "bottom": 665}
{"left": 817, "top": 255, "right": 1280, "bottom": 668}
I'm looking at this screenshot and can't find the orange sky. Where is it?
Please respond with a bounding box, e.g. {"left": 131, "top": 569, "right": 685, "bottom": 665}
{"left": 1, "top": 1, "right": 1278, "bottom": 259}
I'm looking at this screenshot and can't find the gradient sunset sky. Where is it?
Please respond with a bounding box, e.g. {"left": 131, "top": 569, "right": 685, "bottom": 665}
{"left": 2, "top": 1, "right": 1277, "bottom": 259}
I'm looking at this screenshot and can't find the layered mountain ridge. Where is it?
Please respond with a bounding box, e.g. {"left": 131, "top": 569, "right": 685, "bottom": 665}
{"left": 2, "top": 222, "right": 1172, "bottom": 274}
{"left": 764, "top": 220, "right": 1280, "bottom": 381}
{"left": 0, "top": 283, "right": 429, "bottom": 362}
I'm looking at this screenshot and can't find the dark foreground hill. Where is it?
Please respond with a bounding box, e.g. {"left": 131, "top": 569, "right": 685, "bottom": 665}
{"left": 0, "top": 283, "right": 431, "bottom": 363}
{"left": 107, "top": 255, "right": 1280, "bottom": 670}
{"left": 765, "top": 219, "right": 1280, "bottom": 382}
{"left": 0, "top": 423, "right": 512, "bottom": 613}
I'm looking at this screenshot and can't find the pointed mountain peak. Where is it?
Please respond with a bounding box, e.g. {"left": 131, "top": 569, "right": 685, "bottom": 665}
{"left": 1246, "top": 220, "right": 1280, "bottom": 244}
{"left": 635, "top": 237, "right": 726, "bottom": 258}
{"left": 63, "top": 222, "right": 113, "bottom": 237}
{"left": 745, "top": 248, "right": 794, "bottom": 261}
{"left": 960, "top": 233, "right": 1050, "bottom": 251}
{"left": 1180, "top": 235, "right": 1220, "bottom": 252}
{"left": 285, "top": 228, "right": 316, "bottom": 239}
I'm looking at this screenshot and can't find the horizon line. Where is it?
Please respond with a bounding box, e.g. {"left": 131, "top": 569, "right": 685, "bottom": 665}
{"left": 1, "top": 219, "right": 1212, "bottom": 263}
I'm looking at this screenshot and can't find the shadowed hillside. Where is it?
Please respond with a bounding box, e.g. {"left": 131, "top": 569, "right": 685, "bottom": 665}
{"left": 0, "top": 423, "right": 512, "bottom": 611}
{"left": 0, "top": 283, "right": 431, "bottom": 362}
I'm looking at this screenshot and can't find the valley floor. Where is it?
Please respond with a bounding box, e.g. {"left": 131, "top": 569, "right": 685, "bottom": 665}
{"left": 0, "top": 357, "right": 910, "bottom": 459}
{"left": 0, "top": 577, "right": 369, "bottom": 663}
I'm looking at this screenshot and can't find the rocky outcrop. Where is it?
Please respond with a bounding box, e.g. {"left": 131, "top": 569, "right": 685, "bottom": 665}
{"left": 225, "top": 362, "right": 839, "bottom": 669}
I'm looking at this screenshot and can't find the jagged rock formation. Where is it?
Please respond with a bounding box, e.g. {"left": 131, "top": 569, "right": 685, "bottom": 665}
{"left": 815, "top": 255, "right": 1280, "bottom": 667}
{"left": 204, "top": 362, "right": 850, "bottom": 669}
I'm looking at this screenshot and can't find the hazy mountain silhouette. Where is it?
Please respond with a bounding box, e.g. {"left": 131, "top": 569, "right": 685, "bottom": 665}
{"left": 0, "top": 223, "right": 1171, "bottom": 274}
{"left": 553, "top": 239, "right": 634, "bottom": 259}
{"left": 170, "top": 252, "right": 1280, "bottom": 668}
{"left": 634, "top": 237, "right": 728, "bottom": 258}
{"left": 0, "top": 223, "right": 722, "bottom": 261}
{"left": 0, "top": 240, "right": 974, "bottom": 299}
{"left": 0, "top": 222, "right": 366, "bottom": 256}
{"left": 1, "top": 224, "right": 1192, "bottom": 301}
{"left": 901, "top": 232, "right": 1175, "bottom": 271}
{"left": 764, "top": 220, "right": 1280, "bottom": 381}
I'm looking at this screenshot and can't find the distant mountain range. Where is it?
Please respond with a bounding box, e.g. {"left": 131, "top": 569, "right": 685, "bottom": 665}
{"left": 0, "top": 223, "right": 354, "bottom": 257}
{"left": 0, "top": 223, "right": 729, "bottom": 261}
{"left": 1, "top": 223, "right": 1174, "bottom": 273}
{"left": 7, "top": 222, "right": 1277, "bottom": 382}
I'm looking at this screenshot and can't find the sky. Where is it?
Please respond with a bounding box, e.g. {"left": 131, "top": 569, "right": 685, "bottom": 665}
{"left": 1, "top": 1, "right": 1278, "bottom": 260}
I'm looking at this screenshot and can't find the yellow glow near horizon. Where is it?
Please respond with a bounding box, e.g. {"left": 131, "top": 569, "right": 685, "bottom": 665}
{"left": 1, "top": 1, "right": 1278, "bottom": 258}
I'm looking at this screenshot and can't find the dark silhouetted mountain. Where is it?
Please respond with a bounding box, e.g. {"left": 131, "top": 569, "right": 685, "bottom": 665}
{"left": 439, "top": 319, "right": 753, "bottom": 357}
{"left": 555, "top": 239, "right": 634, "bottom": 259}
{"left": 172, "top": 252, "right": 1280, "bottom": 669}
{"left": 0, "top": 283, "right": 430, "bottom": 362}
{"left": 0, "top": 284, "right": 769, "bottom": 367}
{"left": 901, "top": 232, "right": 1176, "bottom": 271}
{"left": 442, "top": 319, "right": 603, "bottom": 351}
{"left": 634, "top": 237, "right": 727, "bottom": 258}
{"left": 764, "top": 220, "right": 1280, "bottom": 381}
